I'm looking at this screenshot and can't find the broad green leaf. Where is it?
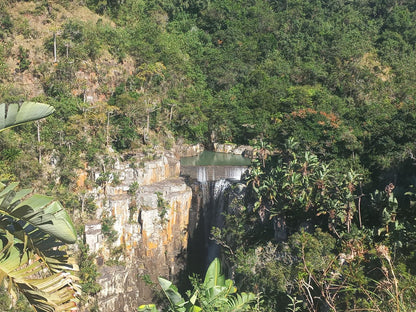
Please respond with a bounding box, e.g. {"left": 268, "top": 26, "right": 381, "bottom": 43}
{"left": 158, "top": 277, "right": 186, "bottom": 308}
{"left": 0, "top": 188, "right": 77, "bottom": 244}
{"left": 205, "top": 286, "right": 229, "bottom": 305}
{"left": 0, "top": 102, "right": 54, "bottom": 132}
{"left": 187, "top": 305, "right": 202, "bottom": 312}
{"left": 224, "top": 279, "right": 236, "bottom": 295}
{"left": 138, "top": 304, "right": 160, "bottom": 312}
{"left": 0, "top": 101, "right": 79, "bottom": 312}
{"left": 203, "top": 258, "right": 225, "bottom": 288}
{"left": 189, "top": 290, "right": 199, "bottom": 305}
{"left": 149, "top": 258, "right": 257, "bottom": 312}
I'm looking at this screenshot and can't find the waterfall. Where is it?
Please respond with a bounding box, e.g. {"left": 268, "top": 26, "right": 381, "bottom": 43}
{"left": 187, "top": 179, "right": 232, "bottom": 273}
{"left": 224, "top": 166, "right": 247, "bottom": 181}
{"left": 191, "top": 165, "right": 247, "bottom": 182}
{"left": 196, "top": 167, "right": 207, "bottom": 182}
{"left": 204, "top": 179, "right": 231, "bottom": 265}
{"left": 181, "top": 151, "right": 250, "bottom": 275}
{"left": 186, "top": 166, "right": 247, "bottom": 275}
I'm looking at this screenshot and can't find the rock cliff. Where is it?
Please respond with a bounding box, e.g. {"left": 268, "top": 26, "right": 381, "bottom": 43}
{"left": 84, "top": 152, "right": 192, "bottom": 311}
{"left": 213, "top": 143, "right": 253, "bottom": 156}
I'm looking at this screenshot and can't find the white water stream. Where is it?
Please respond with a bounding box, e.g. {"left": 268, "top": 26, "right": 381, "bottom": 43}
{"left": 183, "top": 152, "right": 249, "bottom": 273}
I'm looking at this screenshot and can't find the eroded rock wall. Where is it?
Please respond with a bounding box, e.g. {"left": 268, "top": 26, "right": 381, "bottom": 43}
{"left": 213, "top": 143, "right": 253, "bottom": 156}
{"left": 84, "top": 152, "right": 192, "bottom": 311}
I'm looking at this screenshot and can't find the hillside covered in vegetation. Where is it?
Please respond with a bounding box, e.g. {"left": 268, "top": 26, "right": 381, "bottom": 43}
{"left": 1, "top": 0, "right": 416, "bottom": 311}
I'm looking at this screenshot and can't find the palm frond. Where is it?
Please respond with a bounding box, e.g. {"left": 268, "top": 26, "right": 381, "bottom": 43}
{"left": 0, "top": 229, "right": 80, "bottom": 312}
{"left": 226, "top": 292, "right": 257, "bottom": 311}
{"left": 0, "top": 182, "right": 79, "bottom": 312}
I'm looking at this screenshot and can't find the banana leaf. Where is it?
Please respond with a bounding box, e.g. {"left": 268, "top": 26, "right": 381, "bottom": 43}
{"left": 0, "top": 229, "right": 79, "bottom": 312}
{"left": 0, "top": 102, "right": 54, "bottom": 132}
{"left": 0, "top": 183, "right": 76, "bottom": 244}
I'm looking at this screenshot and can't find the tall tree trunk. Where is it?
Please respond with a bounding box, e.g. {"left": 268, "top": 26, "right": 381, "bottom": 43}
{"left": 169, "top": 105, "right": 174, "bottom": 121}
{"left": 106, "top": 111, "right": 110, "bottom": 147}
{"left": 147, "top": 112, "right": 150, "bottom": 135}
{"left": 36, "top": 121, "right": 42, "bottom": 164}
{"left": 53, "top": 32, "right": 57, "bottom": 62}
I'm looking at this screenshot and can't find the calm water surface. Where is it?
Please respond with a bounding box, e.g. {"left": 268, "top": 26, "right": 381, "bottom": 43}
{"left": 180, "top": 151, "right": 251, "bottom": 166}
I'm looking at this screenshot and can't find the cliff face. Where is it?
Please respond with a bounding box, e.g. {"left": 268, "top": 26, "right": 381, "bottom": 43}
{"left": 84, "top": 152, "right": 192, "bottom": 311}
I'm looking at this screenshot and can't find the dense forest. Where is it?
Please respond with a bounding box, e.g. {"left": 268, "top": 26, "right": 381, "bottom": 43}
{"left": 1, "top": 0, "right": 416, "bottom": 311}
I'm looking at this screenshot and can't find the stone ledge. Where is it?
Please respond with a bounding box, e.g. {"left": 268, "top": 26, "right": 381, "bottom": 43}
{"left": 213, "top": 143, "right": 254, "bottom": 156}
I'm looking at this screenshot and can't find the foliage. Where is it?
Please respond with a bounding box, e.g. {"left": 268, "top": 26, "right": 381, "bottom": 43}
{"left": 3, "top": 0, "right": 416, "bottom": 164}
{"left": 2, "top": 1, "right": 416, "bottom": 310}
{"left": 0, "top": 287, "right": 33, "bottom": 312}
{"left": 78, "top": 242, "right": 101, "bottom": 296}
{"left": 212, "top": 138, "right": 416, "bottom": 311}
{"left": 0, "top": 101, "right": 79, "bottom": 311}
{"left": 0, "top": 7, "right": 13, "bottom": 40}
{"left": 156, "top": 191, "right": 169, "bottom": 225}
{"left": 17, "top": 46, "right": 30, "bottom": 73}
{"left": 246, "top": 139, "right": 363, "bottom": 236}
{"left": 128, "top": 181, "right": 140, "bottom": 195}
{"left": 101, "top": 214, "right": 118, "bottom": 244}
{"left": 138, "top": 258, "right": 258, "bottom": 312}
{"left": 0, "top": 182, "right": 79, "bottom": 312}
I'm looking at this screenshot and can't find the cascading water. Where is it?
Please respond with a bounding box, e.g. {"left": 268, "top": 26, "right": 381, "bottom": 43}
{"left": 181, "top": 153, "right": 250, "bottom": 275}
{"left": 197, "top": 167, "right": 207, "bottom": 182}
{"left": 186, "top": 178, "right": 237, "bottom": 274}
{"left": 202, "top": 179, "right": 231, "bottom": 266}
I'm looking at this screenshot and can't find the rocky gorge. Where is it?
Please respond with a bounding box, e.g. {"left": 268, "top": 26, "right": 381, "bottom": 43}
{"left": 82, "top": 144, "right": 250, "bottom": 311}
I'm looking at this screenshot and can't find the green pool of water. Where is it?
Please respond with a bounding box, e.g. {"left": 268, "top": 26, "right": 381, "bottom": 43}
{"left": 180, "top": 151, "right": 252, "bottom": 166}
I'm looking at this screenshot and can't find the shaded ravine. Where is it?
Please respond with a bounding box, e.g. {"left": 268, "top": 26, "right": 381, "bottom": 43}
{"left": 187, "top": 179, "right": 232, "bottom": 275}
{"left": 181, "top": 152, "right": 249, "bottom": 276}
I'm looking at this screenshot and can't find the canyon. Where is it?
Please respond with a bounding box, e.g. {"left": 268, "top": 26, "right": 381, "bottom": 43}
{"left": 83, "top": 145, "right": 249, "bottom": 311}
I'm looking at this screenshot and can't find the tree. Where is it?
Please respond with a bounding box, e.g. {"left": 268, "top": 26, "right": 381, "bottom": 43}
{"left": 0, "top": 102, "right": 80, "bottom": 312}
{"left": 135, "top": 62, "right": 167, "bottom": 141}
